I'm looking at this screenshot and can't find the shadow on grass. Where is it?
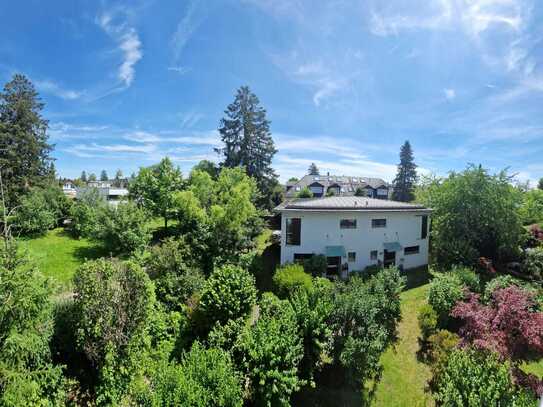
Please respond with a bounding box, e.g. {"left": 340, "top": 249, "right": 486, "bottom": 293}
{"left": 402, "top": 265, "right": 432, "bottom": 290}
{"left": 73, "top": 244, "right": 110, "bottom": 262}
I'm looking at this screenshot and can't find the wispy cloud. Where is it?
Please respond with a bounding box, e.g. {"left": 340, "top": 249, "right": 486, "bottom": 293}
{"left": 35, "top": 80, "right": 84, "bottom": 100}
{"left": 444, "top": 88, "right": 456, "bottom": 100}
{"left": 171, "top": 0, "right": 206, "bottom": 63}
{"left": 168, "top": 66, "right": 191, "bottom": 75}
{"left": 96, "top": 11, "right": 143, "bottom": 88}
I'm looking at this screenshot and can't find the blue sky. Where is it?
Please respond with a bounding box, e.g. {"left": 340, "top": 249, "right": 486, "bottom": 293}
{"left": 1, "top": 0, "right": 542, "bottom": 184}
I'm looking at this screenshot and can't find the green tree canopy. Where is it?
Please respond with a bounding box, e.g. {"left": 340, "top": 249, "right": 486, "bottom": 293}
{"left": 100, "top": 170, "right": 108, "bottom": 181}
{"left": 80, "top": 170, "right": 87, "bottom": 182}
{"left": 538, "top": 177, "right": 543, "bottom": 190}
{"left": 88, "top": 173, "right": 97, "bottom": 182}
{"left": 519, "top": 189, "right": 543, "bottom": 225}
{"left": 308, "top": 162, "right": 319, "bottom": 175}
{"left": 392, "top": 140, "right": 417, "bottom": 202}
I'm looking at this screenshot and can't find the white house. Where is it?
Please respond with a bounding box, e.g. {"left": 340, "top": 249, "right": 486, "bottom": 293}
{"left": 75, "top": 187, "right": 129, "bottom": 207}
{"left": 276, "top": 196, "right": 431, "bottom": 275}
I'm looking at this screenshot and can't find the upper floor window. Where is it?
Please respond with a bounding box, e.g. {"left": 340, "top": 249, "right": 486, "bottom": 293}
{"left": 286, "top": 218, "right": 301, "bottom": 246}
{"left": 404, "top": 245, "right": 420, "bottom": 255}
{"left": 371, "top": 218, "right": 386, "bottom": 228}
{"left": 421, "top": 215, "right": 428, "bottom": 239}
{"left": 348, "top": 252, "right": 356, "bottom": 262}
{"left": 370, "top": 250, "right": 378, "bottom": 260}
{"left": 340, "top": 219, "right": 357, "bottom": 229}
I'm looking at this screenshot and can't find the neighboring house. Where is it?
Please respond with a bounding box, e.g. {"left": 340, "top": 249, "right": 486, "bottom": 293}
{"left": 276, "top": 196, "right": 430, "bottom": 276}
{"left": 75, "top": 187, "right": 129, "bottom": 207}
{"left": 62, "top": 180, "right": 77, "bottom": 199}
{"left": 285, "top": 174, "right": 390, "bottom": 199}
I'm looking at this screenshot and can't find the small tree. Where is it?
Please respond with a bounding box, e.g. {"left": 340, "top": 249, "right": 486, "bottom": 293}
{"left": 13, "top": 188, "right": 56, "bottom": 236}
{"left": 100, "top": 170, "right": 108, "bottom": 181}
{"left": 88, "top": 173, "right": 97, "bottom": 182}
{"left": 69, "top": 188, "right": 107, "bottom": 238}
{"left": 520, "top": 189, "right": 543, "bottom": 225}
{"left": 99, "top": 202, "right": 151, "bottom": 254}
{"left": 113, "top": 169, "right": 123, "bottom": 187}
{"left": 427, "top": 273, "right": 465, "bottom": 325}
{"left": 392, "top": 141, "right": 417, "bottom": 202}
{"left": 308, "top": 163, "right": 319, "bottom": 175}
{"left": 273, "top": 263, "right": 313, "bottom": 298}
{"left": 538, "top": 177, "right": 543, "bottom": 190}
{"left": 354, "top": 186, "right": 367, "bottom": 197}
{"left": 80, "top": 170, "right": 87, "bottom": 183}
{"left": 296, "top": 187, "right": 313, "bottom": 198}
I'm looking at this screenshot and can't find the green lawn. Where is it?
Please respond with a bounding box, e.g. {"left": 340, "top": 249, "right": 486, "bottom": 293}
{"left": 372, "top": 283, "right": 434, "bottom": 407}
{"left": 19, "top": 228, "right": 107, "bottom": 290}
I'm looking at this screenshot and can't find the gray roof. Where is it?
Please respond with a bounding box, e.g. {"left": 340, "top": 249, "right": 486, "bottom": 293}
{"left": 285, "top": 174, "right": 389, "bottom": 197}
{"left": 276, "top": 196, "right": 430, "bottom": 212}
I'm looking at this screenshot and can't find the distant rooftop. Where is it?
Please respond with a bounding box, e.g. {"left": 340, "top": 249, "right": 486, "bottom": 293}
{"left": 276, "top": 196, "right": 430, "bottom": 212}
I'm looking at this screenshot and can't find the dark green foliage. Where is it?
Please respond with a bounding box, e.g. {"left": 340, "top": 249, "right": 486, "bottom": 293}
{"left": 308, "top": 163, "right": 319, "bottom": 175}
{"left": 216, "top": 86, "right": 278, "bottom": 209}
{"left": 303, "top": 254, "right": 327, "bottom": 276}
{"left": 73, "top": 259, "right": 155, "bottom": 404}
{"left": 416, "top": 165, "right": 524, "bottom": 267}
{"left": 296, "top": 187, "right": 313, "bottom": 198}
{"left": 273, "top": 263, "right": 313, "bottom": 298}
{"left": 483, "top": 275, "right": 523, "bottom": 302}
{"left": 427, "top": 273, "right": 464, "bottom": 325}
{"left": 331, "top": 267, "right": 404, "bottom": 388}
{"left": 0, "top": 74, "right": 53, "bottom": 210}
{"left": 129, "top": 157, "right": 184, "bottom": 229}
{"left": 523, "top": 247, "right": 543, "bottom": 282}
{"left": 146, "top": 237, "right": 205, "bottom": 312}
{"left": 198, "top": 265, "right": 257, "bottom": 330}
{"left": 392, "top": 141, "right": 417, "bottom": 202}
{"left": 0, "top": 240, "right": 66, "bottom": 405}
{"left": 433, "top": 348, "right": 536, "bottom": 407}
{"left": 69, "top": 188, "right": 107, "bottom": 238}
{"left": 452, "top": 266, "right": 480, "bottom": 292}
{"left": 539, "top": 178, "right": 543, "bottom": 190}
{"left": 418, "top": 304, "right": 438, "bottom": 341}
{"left": 240, "top": 294, "right": 304, "bottom": 406}
{"left": 425, "top": 330, "right": 460, "bottom": 376}
{"left": 13, "top": 188, "right": 55, "bottom": 236}
{"left": 192, "top": 160, "right": 219, "bottom": 179}
{"left": 354, "top": 186, "right": 367, "bottom": 197}
{"left": 100, "top": 201, "right": 151, "bottom": 254}
{"left": 100, "top": 170, "right": 108, "bottom": 181}
{"left": 80, "top": 171, "right": 87, "bottom": 183}
{"left": 88, "top": 173, "right": 97, "bottom": 182}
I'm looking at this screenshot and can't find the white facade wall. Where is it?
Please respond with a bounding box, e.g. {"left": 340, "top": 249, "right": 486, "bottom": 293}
{"left": 280, "top": 209, "right": 430, "bottom": 272}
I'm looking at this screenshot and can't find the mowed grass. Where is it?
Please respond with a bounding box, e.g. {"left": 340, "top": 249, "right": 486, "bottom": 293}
{"left": 372, "top": 283, "right": 434, "bottom": 407}
{"left": 19, "top": 228, "right": 107, "bottom": 290}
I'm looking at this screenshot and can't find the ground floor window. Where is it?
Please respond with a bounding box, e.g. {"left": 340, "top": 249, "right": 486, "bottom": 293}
{"left": 294, "top": 253, "right": 313, "bottom": 263}
{"left": 370, "top": 250, "right": 378, "bottom": 260}
{"left": 404, "top": 245, "right": 420, "bottom": 255}
{"left": 348, "top": 252, "right": 356, "bottom": 262}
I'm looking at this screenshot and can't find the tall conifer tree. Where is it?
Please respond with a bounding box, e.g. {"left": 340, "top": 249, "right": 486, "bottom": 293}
{"left": 308, "top": 163, "right": 319, "bottom": 175}
{"left": 392, "top": 141, "right": 418, "bottom": 202}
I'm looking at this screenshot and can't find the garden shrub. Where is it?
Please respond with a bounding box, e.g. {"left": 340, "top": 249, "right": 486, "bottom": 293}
{"left": 428, "top": 273, "right": 464, "bottom": 325}
{"left": 146, "top": 237, "right": 205, "bottom": 311}
{"left": 452, "top": 266, "right": 480, "bottom": 292}
{"left": 303, "top": 254, "right": 327, "bottom": 276}
{"left": 13, "top": 188, "right": 56, "bottom": 236}
{"left": 523, "top": 247, "right": 543, "bottom": 282}
{"left": 426, "top": 330, "right": 460, "bottom": 377}
{"left": 483, "top": 275, "right": 522, "bottom": 302}
{"left": 273, "top": 263, "right": 313, "bottom": 298}
{"left": 296, "top": 187, "right": 313, "bottom": 198}
{"left": 418, "top": 304, "right": 438, "bottom": 341}
{"left": 69, "top": 188, "right": 107, "bottom": 238}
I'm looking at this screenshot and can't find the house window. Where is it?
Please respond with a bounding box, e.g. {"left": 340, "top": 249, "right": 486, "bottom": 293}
{"left": 370, "top": 250, "right": 378, "bottom": 260}
{"left": 404, "top": 246, "right": 420, "bottom": 255}
{"left": 340, "top": 219, "right": 357, "bottom": 229}
{"left": 294, "top": 253, "right": 313, "bottom": 263}
{"left": 372, "top": 218, "right": 386, "bottom": 228}
{"left": 286, "top": 218, "right": 301, "bottom": 246}
{"left": 421, "top": 215, "right": 428, "bottom": 239}
{"left": 348, "top": 252, "right": 356, "bottom": 262}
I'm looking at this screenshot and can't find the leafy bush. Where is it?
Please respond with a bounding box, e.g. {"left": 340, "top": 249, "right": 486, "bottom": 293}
{"left": 483, "top": 275, "right": 522, "bottom": 302}
{"left": 426, "top": 330, "right": 460, "bottom": 374}
{"left": 13, "top": 188, "right": 56, "bottom": 236}
{"left": 303, "top": 254, "right": 327, "bottom": 276}
{"left": 198, "top": 265, "right": 257, "bottom": 330}
{"left": 146, "top": 237, "right": 205, "bottom": 311}
{"left": 523, "top": 247, "right": 543, "bottom": 282}
{"left": 520, "top": 189, "right": 543, "bottom": 226}
{"left": 296, "top": 187, "right": 313, "bottom": 198}
{"left": 99, "top": 201, "right": 151, "bottom": 254}
{"left": 240, "top": 294, "right": 303, "bottom": 406}
{"left": 433, "top": 348, "right": 535, "bottom": 407}
{"left": 428, "top": 273, "right": 464, "bottom": 325}
{"left": 452, "top": 266, "right": 480, "bottom": 292}
{"left": 69, "top": 188, "right": 107, "bottom": 238}
{"left": 418, "top": 304, "right": 438, "bottom": 341}
{"left": 273, "top": 263, "right": 313, "bottom": 298}
{"left": 40, "top": 185, "right": 72, "bottom": 227}
{"left": 73, "top": 259, "right": 155, "bottom": 404}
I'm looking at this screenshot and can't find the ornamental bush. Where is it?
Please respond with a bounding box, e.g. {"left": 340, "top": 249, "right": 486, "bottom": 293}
{"left": 523, "top": 247, "right": 543, "bottom": 282}
{"left": 303, "top": 254, "right": 327, "bottom": 276}
{"left": 418, "top": 304, "right": 438, "bottom": 341}
{"left": 273, "top": 263, "right": 313, "bottom": 298}
{"left": 428, "top": 273, "right": 465, "bottom": 325}
{"left": 13, "top": 188, "right": 56, "bottom": 236}
{"left": 452, "top": 266, "right": 480, "bottom": 293}
{"left": 69, "top": 188, "right": 107, "bottom": 238}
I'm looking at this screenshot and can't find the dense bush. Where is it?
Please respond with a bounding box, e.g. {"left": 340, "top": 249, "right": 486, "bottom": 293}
{"left": 13, "top": 188, "right": 56, "bottom": 235}
{"left": 452, "top": 266, "right": 480, "bottom": 292}
{"left": 426, "top": 330, "right": 460, "bottom": 375}
{"left": 198, "top": 265, "right": 257, "bottom": 330}
{"left": 73, "top": 259, "right": 155, "bottom": 404}
{"left": 40, "top": 185, "right": 72, "bottom": 227}
{"left": 302, "top": 254, "right": 327, "bottom": 276}
{"left": 296, "top": 187, "right": 313, "bottom": 198}
{"left": 428, "top": 273, "right": 465, "bottom": 325}
{"left": 520, "top": 189, "right": 543, "bottom": 226}
{"left": 240, "top": 294, "right": 304, "bottom": 406}
{"left": 433, "top": 348, "right": 536, "bottom": 407}
{"left": 418, "top": 304, "right": 438, "bottom": 341}
{"left": 99, "top": 201, "right": 151, "bottom": 254}
{"left": 69, "top": 188, "right": 107, "bottom": 238}
{"left": 331, "top": 267, "right": 404, "bottom": 387}
{"left": 523, "top": 247, "right": 543, "bottom": 282}
{"left": 483, "top": 275, "right": 523, "bottom": 302}
{"left": 146, "top": 237, "right": 205, "bottom": 311}
{"left": 273, "top": 263, "right": 313, "bottom": 298}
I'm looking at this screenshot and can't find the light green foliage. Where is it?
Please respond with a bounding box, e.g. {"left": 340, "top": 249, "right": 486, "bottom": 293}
{"left": 302, "top": 254, "right": 327, "bottom": 276}
{"left": 418, "top": 304, "right": 438, "bottom": 341}
{"left": 39, "top": 185, "right": 72, "bottom": 227}
{"left": 484, "top": 275, "right": 522, "bottom": 301}
{"left": 433, "top": 348, "right": 536, "bottom": 407}
{"left": 240, "top": 294, "right": 304, "bottom": 406}
{"left": 0, "top": 240, "right": 66, "bottom": 405}
{"left": 99, "top": 201, "right": 151, "bottom": 254}
{"left": 331, "top": 267, "right": 404, "bottom": 387}
{"left": 416, "top": 165, "right": 524, "bottom": 267}
{"left": 146, "top": 237, "right": 205, "bottom": 311}
{"left": 13, "top": 188, "right": 56, "bottom": 236}
{"left": 426, "top": 330, "right": 460, "bottom": 380}
{"left": 296, "top": 187, "right": 313, "bottom": 198}
{"left": 134, "top": 342, "right": 243, "bottom": 407}
{"left": 520, "top": 189, "right": 543, "bottom": 225}
{"left": 73, "top": 259, "right": 155, "bottom": 404}
{"left": 273, "top": 263, "right": 313, "bottom": 298}
{"left": 428, "top": 273, "right": 465, "bottom": 324}
{"left": 198, "top": 265, "right": 257, "bottom": 330}
{"left": 523, "top": 247, "right": 543, "bottom": 282}
{"left": 452, "top": 266, "right": 480, "bottom": 292}
{"left": 69, "top": 188, "right": 107, "bottom": 238}
{"left": 129, "top": 157, "right": 184, "bottom": 229}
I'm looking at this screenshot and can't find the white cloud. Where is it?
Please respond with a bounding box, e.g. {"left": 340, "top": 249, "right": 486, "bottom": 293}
{"left": 35, "top": 80, "right": 84, "bottom": 100}
{"left": 97, "top": 11, "right": 143, "bottom": 88}
{"left": 444, "top": 88, "right": 456, "bottom": 100}
{"left": 171, "top": 0, "right": 204, "bottom": 62}
{"left": 168, "top": 66, "right": 191, "bottom": 75}
{"left": 124, "top": 130, "right": 221, "bottom": 146}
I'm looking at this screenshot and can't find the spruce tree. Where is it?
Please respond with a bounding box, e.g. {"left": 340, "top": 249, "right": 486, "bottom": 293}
{"left": 538, "top": 177, "right": 543, "bottom": 190}
{"left": 308, "top": 163, "right": 319, "bottom": 175}
{"left": 216, "top": 86, "right": 278, "bottom": 209}
{"left": 0, "top": 74, "right": 53, "bottom": 209}
{"left": 80, "top": 171, "right": 87, "bottom": 183}
{"left": 100, "top": 170, "right": 108, "bottom": 181}
{"left": 392, "top": 141, "right": 418, "bottom": 202}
